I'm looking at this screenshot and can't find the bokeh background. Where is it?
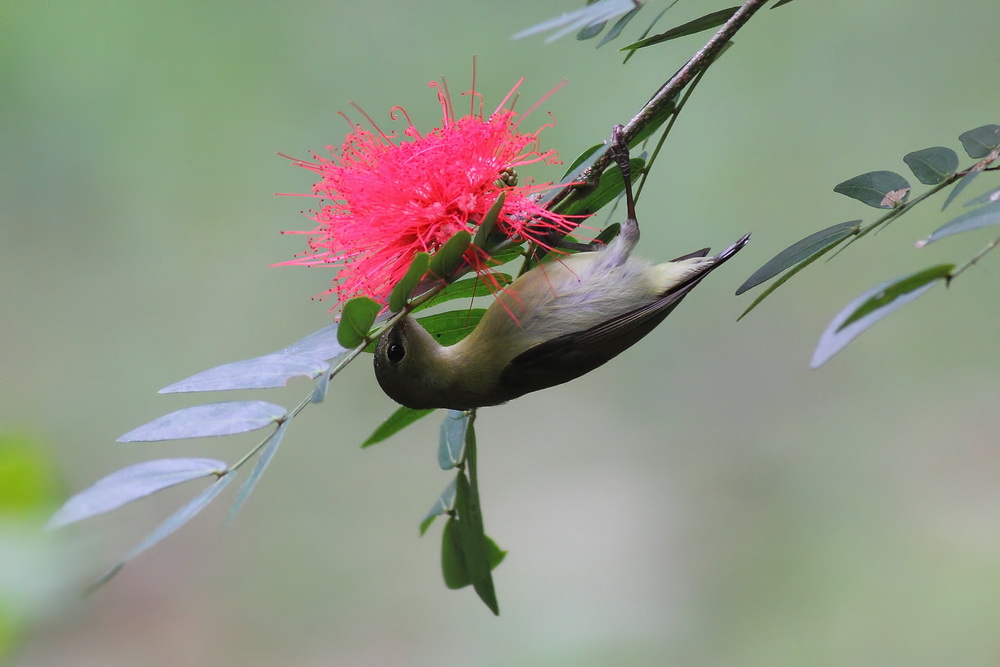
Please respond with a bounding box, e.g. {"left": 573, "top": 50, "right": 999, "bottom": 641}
{"left": 5, "top": 1, "right": 1000, "bottom": 664}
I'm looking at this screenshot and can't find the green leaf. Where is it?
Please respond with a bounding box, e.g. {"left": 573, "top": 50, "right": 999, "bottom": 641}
{"left": 941, "top": 168, "right": 981, "bottom": 211}
{"left": 576, "top": 20, "right": 606, "bottom": 40}
{"left": 834, "top": 171, "right": 911, "bottom": 209}
{"left": 737, "top": 223, "right": 859, "bottom": 320}
{"left": 438, "top": 410, "right": 468, "bottom": 470}
{"left": 454, "top": 472, "right": 500, "bottom": 615}
{"left": 597, "top": 6, "right": 642, "bottom": 46}
{"left": 487, "top": 246, "right": 525, "bottom": 267}
{"left": 420, "top": 478, "right": 456, "bottom": 536}
{"left": 388, "top": 252, "right": 429, "bottom": 313}
{"left": 772, "top": 0, "right": 798, "bottom": 7}
{"left": 562, "top": 143, "right": 603, "bottom": 180}
{"left": 417, "top": 309, "right": 487, "bottom": 346}
{"left": 594, "top": 222, "right": 621, "bottom": 247}
{"left": 559, "top": 157, "right": 646, "bottom": 217}
{"left": 441, "top": 518, "right": 505, "bottom": 590}
{"left": 428, "top": 230, "right": 472, "bottom": 280}
{"left": 962, "top": 186, "right": 1000, "bottom": 208}
{"left": 736, "top": 221, "right": 860, "bottom": 295}
{"left": 473, "top": 193, "right": 506, "bottom": 251}
{"left": 337, "top": 296, "right": 381, "bottom": 348}
{"left": 362, "top": 406, "right": 435, "bottom": 448}
{"left": 811, "top": 265, "right": 953, "bottom": 368}
{"left": 621, "top": 7, "right": 739, "bottom": 51}
{"left": 958, "top": 124, "right": 1000, "bottom": 159}
{"left": 441, "top": 516, "right": 470, "bottom": 589}
{"left": 413, "top": 275, "right": 511, "bottom": 314}
{"left": 918, "top": 200, "right": 1000, "bottom": 246}
{"left": 902, "top": 147, "right": 959, "bottom": 185}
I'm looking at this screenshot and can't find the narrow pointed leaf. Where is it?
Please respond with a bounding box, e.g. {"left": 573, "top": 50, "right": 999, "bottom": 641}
{"left": 941, "top": 168, "right": 981, "bottom": 211}
{"left": 159, "top": 354, "right": 329, "bottom": 393}
{"left": 454, "top": 472, "right": 499, "bottom": 615}
{"left": 46, "top": 458, "right": 227, "bottom": 529}
{"left": 440, "top": 517, "right": 506, "bottom": 590}
{"left": 738, "top": 224, "right": 858, "bottom": 320}
{"left": 621, "top": 7, "right": 739, "bottom": 50}
{"left": 811, "top": 265, "right": 953, "bottom": 368}
{"left": 89, "top": 472, "right": 237, "bottom": 592}
{"left": 417, "top": 309, "right": 487, "bottom": 346}
{"left": 903, "top": 147, "right": 959, "bottom": 185}
{"left": 597, "top": 6, "right": 642, "bottom": 46}
{"left": 118, "top": 401, "right": 286, "bottom": 442}
{"left": 310, "top": 368, "right": 330, "bottom": 403}
{"left": 958, "top": 124, "right": 1000, "bottom": 159}
{"left": 737, "top": 221, "right": 860, "bottom": 295}
{"left": 226, "top": 422, "right": 288, "bottom": 524}
{"left": 275, "top": 323, "right": 349, "bottom": 363}
{"left": 576, "top": 20, "right": 606, "bottom": 40}
{"left": 389, "top": 252, "right": 430, "bottom": 313}
{"left": 559, "top": 158, "right": 646, "bottom": 216}
{"left": 428, "top": 231, "right": 472, "bottom": 280}
{"left": 438, "top": 410, "right": 468, "bottom": 470}
{"left": 420, "top": 478, "right": 457, "bottom": 536}
{"left": 337, "top": 297, "right": 381, "bottom": 348}
{"left": 441, "top": 517, "right": 470, "bottom": 589}
{"left": 963, "top": 186, "right": 1000, "bottom": 208}
{"left": 413, "top": 275, "right": 512, "bottom": 314}
{"left": 362, "top": 406, "right": 435, "bottom": 448}
{"left": 918, "top": 201, "right": 1000, "bottom": 246}
{"left": 834, "top": 171, "right": 911, "bottom": 209}
{"left": 473, "top": 193, "right": 506, "bottom": 250}
{"left": 561, "top": 143, "right": 603, "bottom": 180}
{"left": 512, "top": 0, "right": 638, "bottom": 43}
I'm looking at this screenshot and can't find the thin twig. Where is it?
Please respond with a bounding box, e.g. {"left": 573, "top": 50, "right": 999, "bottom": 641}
{"left": 544, "top": 0, "right": 770, "bottom": 212}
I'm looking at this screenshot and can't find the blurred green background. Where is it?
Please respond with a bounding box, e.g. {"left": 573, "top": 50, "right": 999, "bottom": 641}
{"left": 5, "top": 1, "right": 1000, "bottom": 664}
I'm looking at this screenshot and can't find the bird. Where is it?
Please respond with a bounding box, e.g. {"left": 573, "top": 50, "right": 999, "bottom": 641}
{"left": 374, "top": 126, "right": 749, "bottom": 410}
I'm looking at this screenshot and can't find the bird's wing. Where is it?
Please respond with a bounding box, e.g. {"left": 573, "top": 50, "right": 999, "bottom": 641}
{"left": 498, "top": 234, "right": 749, "bottom": 394}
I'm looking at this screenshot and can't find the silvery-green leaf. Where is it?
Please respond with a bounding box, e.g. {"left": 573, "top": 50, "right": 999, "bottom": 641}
{"left": 118, "top": 401, "right": 286, "bottom": 442}
{"left": 512, "top": 0, "right": 641, "bottom": 43}
{"left": 275, "top": 323, "right": 349, "bottom": 363}
{"left": 811, "top": 265, "right": 953, "bottom": 368}
{"left": 420, "top": 478, "right": 457, "bottom": 536}
{"left": 941, "top": 169, "right": 980, "bottom": 211}
{"left": 310, "top": 368, "right": 330, "bottom": 403}
{"left": 159, "top": 354, "right": 329, "bottom": 393}
{"left": 962, "top": 186, "right": 1000, "bottom": 208}
{"left": 919, "top": 201, "right": 1000, "bottom": 246}
{"left": 226, "top": 422, "right": 288, "bottom": 524}
{"left": 46, "top": 458, "right": 227, "bottom": 529}
{"left": 88, "top": 472, "right": 237, "bottom": 593}
{"left": 438, "top": 410, "right": 468, "bottom": 470}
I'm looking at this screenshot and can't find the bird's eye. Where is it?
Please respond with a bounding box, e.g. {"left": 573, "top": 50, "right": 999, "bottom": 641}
{"left": 386, "top": 342, "right": 406, "bottom": 364}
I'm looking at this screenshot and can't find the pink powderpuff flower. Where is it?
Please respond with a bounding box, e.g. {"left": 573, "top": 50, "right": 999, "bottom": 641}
{"left": 277, "top": 75, "right": 584, "bottom": 309}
